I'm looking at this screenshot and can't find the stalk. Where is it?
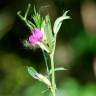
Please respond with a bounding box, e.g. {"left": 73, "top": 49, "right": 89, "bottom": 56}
{"left": 50, "top": 35, "right": 57, "bottom": 96}
{"left": 50, "top": 53, "right": 56, "bottom": 96}
{"left": 42, "top": 50, "right": 49, "bottom": 76}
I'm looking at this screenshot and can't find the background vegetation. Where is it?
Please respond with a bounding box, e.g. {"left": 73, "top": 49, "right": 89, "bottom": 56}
{"left": 0, "top": 0, "right": 96, "bottom": 96}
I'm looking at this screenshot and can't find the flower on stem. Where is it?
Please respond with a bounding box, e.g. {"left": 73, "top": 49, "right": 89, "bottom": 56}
{"left": 27, "top": 27, "right": 49, "bottom": 53}
{"left": 28, "top": 28, "right": 43, "bottom": 45}
{"left": 17, "top": 4, "right": 70, "bottom": 53}
{"left": 18, "top": 4, "right": 71, "bottom": 96}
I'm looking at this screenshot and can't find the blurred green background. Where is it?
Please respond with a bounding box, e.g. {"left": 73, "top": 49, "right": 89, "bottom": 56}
{"left": 0, "top": 0, "right": 96, "bottom": 96}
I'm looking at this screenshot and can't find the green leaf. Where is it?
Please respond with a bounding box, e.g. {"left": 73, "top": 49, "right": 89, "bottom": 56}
{"left": 41, "top": 19, "right": 46, "bottom": 33}
{"left": 17, "top": 5, "right": 33, "bottom": 30}
{"left": 53, "top": 10, "right": 70, "bottom": 35}
{"left": 27, "top": 66, "right": 51, "bottom": 88}
{"left": 32, "top": 8, "right": 42, "bottom": 28}
{"left": 44, "top": 16, "right": 54, "bottom": 50}
{"left": 49, "top": 67, "right": 67, "bottom": 75}
{"left": 27, "top": 66, "right": 39, "bottom": 79}
{"left": 24, "top": 3, "right": 31, "bottom": 20}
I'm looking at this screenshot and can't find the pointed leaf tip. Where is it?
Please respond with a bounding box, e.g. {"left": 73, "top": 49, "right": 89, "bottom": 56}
{"left": 27, "top": 66, "right": 51, "bottom": 88}
{"left": 27, "top": 66, "right": 39, "bottom": 79}
{"left": 53, "top": 10, "right": 71, "bottom": 35}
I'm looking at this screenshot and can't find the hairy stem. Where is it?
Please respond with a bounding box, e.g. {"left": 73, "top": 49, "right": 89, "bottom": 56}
{"left": 50, "top": 53, "right": 56, "bottom": 96}
{"left": 49, "top": 34, "right": 57, "bottom": 96}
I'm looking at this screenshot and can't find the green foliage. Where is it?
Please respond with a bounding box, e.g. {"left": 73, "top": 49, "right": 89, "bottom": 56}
{"left": 22, "top": 78, "right": 96, "bottom": 96}
{"left": 27, "top": 66, "right": 51, "bottom": 88}
{"left": 53, "top": 11, "right": 70, "bottom": 35}
{"left": 17, "top": 4, "right": 71, "bottom": 96}
{"left": 27, "top": 66, "right": 38, "bottom": 79}
{"left": 81, "top": 84, "right": 96, "bottom": 96}
{"left": 17, "top": 4, "right": 33, "bottom": 30}
{"left": 23, "top": 82, "right": 49, "bottom": 96}
{"left": 33, "top": 7, "right": 42, "bottom": 28}
{"left": 59, "top": 78, "right": 96, "bottom": 96}
{"left": 49, "top": 67, "right": 66, "bottom": 75}
{"left": 59, "top": 78, "right": 80, "bottom": 96}
{"left": 44, "top": 15, "right": 54, "bottom": 51}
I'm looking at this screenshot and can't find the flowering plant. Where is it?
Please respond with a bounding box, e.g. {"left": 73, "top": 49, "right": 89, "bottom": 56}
{"left": 17, "top": 4, "right": 70, "bottom": 96}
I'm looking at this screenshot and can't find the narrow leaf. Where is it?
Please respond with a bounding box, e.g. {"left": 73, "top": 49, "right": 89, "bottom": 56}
{"left": 27, "top": 66, "right": 51, "bottom": 88}
{"left": 27, "top": 66, "right": 39, "bottom": 79}
{"left": 53, "top": 11, "right": 70, "bottom": 35}
{"left": 44, "top": 16, "right": 54, "bottom": 50}
{"left": 49, "top": 67, "right": 67, "bottom": 75}
{"left": 32, "top": 8, "right": 42, "bottom": 28}
{"left": 24, "top": 3, "right": 31, "bottom": 20}
{"left": 17, "top": 11, "right": 33, "bottom": 30}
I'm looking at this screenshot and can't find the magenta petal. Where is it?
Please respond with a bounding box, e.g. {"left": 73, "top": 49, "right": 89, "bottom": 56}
{"left": 28, "top": 28, "right": 43, "bottom": 45}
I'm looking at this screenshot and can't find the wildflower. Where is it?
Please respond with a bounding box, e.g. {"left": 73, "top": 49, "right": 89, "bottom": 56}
{"left": 28, "top": 28, "right": 43, "bottom": 45}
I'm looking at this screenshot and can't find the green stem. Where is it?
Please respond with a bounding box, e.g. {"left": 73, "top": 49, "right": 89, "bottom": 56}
{"left": 42, "top": 50, "right": 49, "bottom": 76}
{"left": 50, "top": 53, "right": 56, "bottom": 96}
{"left": 50, "top": 34, "right": 57, "bottom": 96}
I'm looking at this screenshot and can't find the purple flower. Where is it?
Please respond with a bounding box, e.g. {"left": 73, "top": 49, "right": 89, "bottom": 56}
{"left": 28, "top": 28, "right": 43, "bottom": 45}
